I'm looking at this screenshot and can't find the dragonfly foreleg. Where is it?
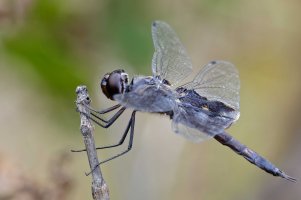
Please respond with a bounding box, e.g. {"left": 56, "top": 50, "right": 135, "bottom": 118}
{"left": 71, "top": 107, "right": 126, "bottom": 153}
{"left": 80, "top": 104, "right": 121, "bottom": 124}
{"left": 89, "top": 107, "right": 126, "bottom": 128}
{"left": 85, "top": 111, "right": 136, "bottom": 176}
{"left": 86, "top": 104, "right": 121, "bottom": 114}
{"left": 214, "top": 132, "right": 297, "bottom": 182}
{"left": 94, "top": 113, "right": 132, "bottom": 150}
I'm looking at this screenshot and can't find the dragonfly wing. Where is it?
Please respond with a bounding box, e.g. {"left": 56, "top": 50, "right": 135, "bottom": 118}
{"left": 171, "top": 105, "right": 223, "bottom": 143}
{"left": 151, "top": 21, "right": 193, "bottom": 86}
{"left": 172, "top": 120, "right": 211, "bottom": 143}
{"left": 181, "top": 60, "right": 240, "bottom": 111}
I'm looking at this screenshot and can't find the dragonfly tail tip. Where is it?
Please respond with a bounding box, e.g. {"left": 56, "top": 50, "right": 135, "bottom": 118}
{"left": 281, "top": 172, "right": 297, "bottom": 183}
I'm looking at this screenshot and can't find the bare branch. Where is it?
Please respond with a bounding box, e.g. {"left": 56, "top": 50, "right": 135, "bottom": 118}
{"left": 75, "top": 85, "right": 110, "bottom": 200}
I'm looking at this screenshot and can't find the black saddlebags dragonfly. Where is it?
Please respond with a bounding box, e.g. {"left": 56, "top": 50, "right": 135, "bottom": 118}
{"left": 75, "top": 21, "right": 296, "bottom": 181}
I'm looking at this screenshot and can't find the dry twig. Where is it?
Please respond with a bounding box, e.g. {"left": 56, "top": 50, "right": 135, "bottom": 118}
{"left": 75, "top": 86, "right": 110, "bottom": 200}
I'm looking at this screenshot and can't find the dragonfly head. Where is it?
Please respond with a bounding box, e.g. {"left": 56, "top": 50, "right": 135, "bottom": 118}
{"left": 101, "top": 69, "right": 129, "bottom": 100}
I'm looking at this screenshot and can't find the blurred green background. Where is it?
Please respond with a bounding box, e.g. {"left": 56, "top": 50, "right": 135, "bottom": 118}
{"left": 0, "top": 0, "right": 300, "bottom": 199}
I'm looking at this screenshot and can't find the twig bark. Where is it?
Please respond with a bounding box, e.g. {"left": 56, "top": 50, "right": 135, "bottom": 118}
{"left": 75, "top": 85, "right": 110, "bottom": 200}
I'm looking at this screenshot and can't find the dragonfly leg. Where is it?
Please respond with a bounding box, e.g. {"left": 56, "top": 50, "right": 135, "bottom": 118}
{"left": 85, "top": 104, "right": 121, "bottom": 114}
{"left": 94, "top": 115, "right": 132, "bottom": 150}
{"left": 214, "top": 132, "right": 297, "bottom": 182}
{"left": 85, "top": 104, "right": 122, "bottom": 124}
{"left": 72, "top": 110, "right": 132, "bottom": 153}
{"left": 88, "top": 107, "right": 126, "bottom": 128}
{"left": 85, "top": 111, "right": 136, "bottom": 176}
{"left": 71, "top": 107, "right": 126, "bottom": 153}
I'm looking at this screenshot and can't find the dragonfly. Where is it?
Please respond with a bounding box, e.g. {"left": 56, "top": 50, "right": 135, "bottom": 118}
{"left": 74, "top": 20, "right": 296, "bottom": 182}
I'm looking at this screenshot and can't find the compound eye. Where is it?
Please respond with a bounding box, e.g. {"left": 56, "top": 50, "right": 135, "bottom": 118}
{"left": 100, "top": 73, "right": 110, "bottom": 99}
{"left": 100, "top": 70, "right": 129, "bottom": 100}
{"left": 120, "top": 72, "right": 129, "bottom": 85}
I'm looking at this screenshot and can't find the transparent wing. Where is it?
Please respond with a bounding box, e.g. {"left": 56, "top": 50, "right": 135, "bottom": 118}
{"left": 181, "top": 61, "right": 240, "bottom": 111}
{"left": 171, "top": 105, "right": 222, "bottom": 143}
{"left": 172, "top": 120, "right": 211, "bottom": 143}
{"left": 151, "top": 21, "right": 193, "bottom": 86}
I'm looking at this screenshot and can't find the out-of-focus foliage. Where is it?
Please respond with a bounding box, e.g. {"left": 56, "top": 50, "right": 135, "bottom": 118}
{"left": 100, "top": 0, "right": 153, "bottom": 70}
{"left": 2, "top": 0, "right": 154, "bottom": 101}
{"left": 3, "top": 0, "right": 88, "bottom": 101}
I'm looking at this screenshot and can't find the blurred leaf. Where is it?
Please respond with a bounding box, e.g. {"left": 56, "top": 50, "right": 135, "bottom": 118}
{"left": 3, "top": 0, "right": 88, "bottom": 101}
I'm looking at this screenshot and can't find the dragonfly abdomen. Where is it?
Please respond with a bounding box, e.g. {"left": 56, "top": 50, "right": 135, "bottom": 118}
{"left": 214, "top": 132, "right": 297, "bottom": 182}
